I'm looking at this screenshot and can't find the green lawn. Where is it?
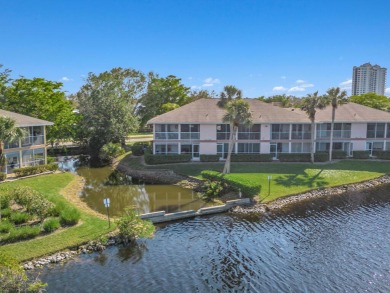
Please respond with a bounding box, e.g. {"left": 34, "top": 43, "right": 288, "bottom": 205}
{"left": 0, "top": 173, "right": 114, "bottom": 262}
{"left": 120, "top": 156, "right": 390, "bottom": 203}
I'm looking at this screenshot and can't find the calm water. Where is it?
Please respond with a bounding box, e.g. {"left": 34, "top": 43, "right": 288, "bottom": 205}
{"left": 67, "top": 162, "right": 207, "bottom": 216}
{"left": 37, "top": 184, "right": 390, "bottom": 292}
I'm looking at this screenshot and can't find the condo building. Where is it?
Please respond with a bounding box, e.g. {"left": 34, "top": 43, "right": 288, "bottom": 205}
{"left": 148, "top": 98, "right": 390, "bottom": 160}
{"left": 352, "top": 63, "right": 387, "bottom": 95}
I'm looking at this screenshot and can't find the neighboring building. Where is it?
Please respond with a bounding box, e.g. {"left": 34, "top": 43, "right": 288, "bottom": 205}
{"left": 0, "top": 109, "right": 53, "bottom": 174}
{"left": 352, "top": 63, "right": 387, "bottom": 95}
{"left": 147, "top": 98, "right": 390, "bottom": 160}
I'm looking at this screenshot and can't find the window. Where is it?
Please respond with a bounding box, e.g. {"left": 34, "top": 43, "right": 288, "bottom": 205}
{"left": 155, "top": 143, "right": 178, "bottom": 155}
{"left": 291, "top": 142, "right": 311, "bottom": 153}
{"left": 238, "top": 124, "right": 261, "bottom": 140}
{"left": 291, "top": 124, "right": 311, "bottom": 139}
{"left": 317, "top": 123, "right": 351, "bottom": 138}
{"left": 4, "top": 152, "right": 20, "bottom": 173}
{"left": 271, "top": 124, "right": 290, "bottom": 140}
{"left": 155, "top": 124, "right": 179, "bottom": 140}
{"left": 367, "top": 123, "right": 385, "bottom": 138}
{"left": 21, "top": 148, "right": 45, "bottom": 167}
{"left": 237, "top": 143, "right": 260, "bottom": 153}
{"left": 21, "top": 126, "right": 44, "bottom": 146}
{"left": 180, "top": 124, "right": 200, "bottom": 139}
{"left": 387, "top": 123, "right": 390, "bottom": 138}
{"left": 181, "top": 144, "right": 200, "bottom": 158}
{"left": 316, "top": 142, "right": 345, "bottom": 152}
{"left": 217, "top": 143, "right": 235, "bottom": 159}
{"left": 217, "top": 124, "right": 230, "bottom": 140}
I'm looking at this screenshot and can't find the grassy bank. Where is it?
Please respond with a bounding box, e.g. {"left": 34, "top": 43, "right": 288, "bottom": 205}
{"left": 0, "top": 173, "right": 113, "bottom": 262}
{"left": 120, "top": 156, "right": 390, "bottom": 202}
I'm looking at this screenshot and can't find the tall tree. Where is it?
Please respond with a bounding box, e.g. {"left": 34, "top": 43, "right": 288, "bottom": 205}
{"left": 0, "top": 65, "right": 11, "bottom": 104}
{"left": 324, "top": 87, "right": 349, "bottom": 161}
{"left": 349, "top": 93, "right": 389, "bottom": 111}
{"left": 137, "top": 74, "right": 190, "bottom": 127}
{"left": 2, "top": 77, "right": 77, "bottom": 146}
{"left": 301, "top": 92, "right": 327, "bottom": 163}
{"left": 0, "top": 116, "right": 25, "bottom": 172}
{"left": 75, "top": 67, "right": 146, "bottom": 163}
{"left": 218, "top": 86, "right": 252, "bottom": 174}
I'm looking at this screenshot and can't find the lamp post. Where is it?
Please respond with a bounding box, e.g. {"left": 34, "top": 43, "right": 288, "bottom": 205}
{"left": 103, "top": 198, "right": 111, "bottom": 228}
{"left": 267, "top": 175, "right": 272, "bottom": 197}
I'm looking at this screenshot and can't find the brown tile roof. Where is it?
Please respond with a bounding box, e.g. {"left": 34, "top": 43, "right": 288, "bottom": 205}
{"left": 147, "top": 98, "right": 390, "bottom": 124}
{"left": 0, "top": 109, "right": 53, "bottom": 127}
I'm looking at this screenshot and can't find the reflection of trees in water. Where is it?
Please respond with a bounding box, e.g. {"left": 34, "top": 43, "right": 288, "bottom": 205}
{"left": 105, "top": 170, "right": 133, "bottom": 186}
{"left": 93, "top": 253, "right": 108, "bottom": 266}
{"left": 116, "top": 241, "right": 148, "bottom": 264}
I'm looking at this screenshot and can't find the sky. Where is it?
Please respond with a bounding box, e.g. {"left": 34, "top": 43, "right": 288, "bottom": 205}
{"left": 1, "top": 0, "right": 390, "bottom": 98}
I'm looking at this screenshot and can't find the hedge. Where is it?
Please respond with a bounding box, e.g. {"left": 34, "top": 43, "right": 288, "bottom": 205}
{"left": 373, "top": 150, "right": 390, "bottom": 160}
{"left": 131, "top": 142, "right": 151, "bottom": 156}
{"left": 353, "top": 151, "right": 370, "bottom": 159}
{"left": 201, "top": 170, "right": 260, "bottom": 198}
{"left": 278, "top": 153, "right": 311, "bottom": 162}
{"left": 0, "top": 172, "right": 6, "bottom": 181}
{"left": 13, "top": 163, "right": 58, "bottom": 177}
{"left": 231, "top": 154, "right": 273, "bottom": 162}
{"left": 144, "top": 154, "right": 192, "bottom": 165}
{"left": 200, "top": 155, "right": 220, "bottom": 162}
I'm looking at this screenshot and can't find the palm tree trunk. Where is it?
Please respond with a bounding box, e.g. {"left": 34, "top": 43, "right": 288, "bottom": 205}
{"left": 329, "top": 107, "right": 336, "bottom": 161}
{"left": 310, "top": 120, "right": 315, "bottom": 163}
{"left": 223, "top": 124, "right": 236, "bottom": 174}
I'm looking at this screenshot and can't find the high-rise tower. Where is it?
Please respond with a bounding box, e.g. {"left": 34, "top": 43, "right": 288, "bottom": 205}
{"left": 352, "top": 63, "right": 387, "bottom": 95}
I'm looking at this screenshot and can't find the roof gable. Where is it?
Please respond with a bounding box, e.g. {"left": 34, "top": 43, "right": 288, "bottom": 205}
{"left": 0, "top": 109, "right": 53, "bottom": 127}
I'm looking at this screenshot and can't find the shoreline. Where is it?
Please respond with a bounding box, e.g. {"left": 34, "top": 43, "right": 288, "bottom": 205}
{"left": 232, "top": 174, "right": 390, "bottom": 214}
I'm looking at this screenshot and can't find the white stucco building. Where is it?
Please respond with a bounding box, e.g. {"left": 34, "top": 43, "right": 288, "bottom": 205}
{"left": 352, "top": 63, "right": 387, "bottom": 96}
{"left": 147, "top": 99, "right": 390, "bottom": 160}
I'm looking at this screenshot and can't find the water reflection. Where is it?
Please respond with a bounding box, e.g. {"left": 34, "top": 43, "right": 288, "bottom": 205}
{"left": 56, "top": 158, "right": 208, "bottom": 216}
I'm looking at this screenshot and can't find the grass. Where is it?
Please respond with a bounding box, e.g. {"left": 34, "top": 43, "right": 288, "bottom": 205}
{"left": 120, "top": 155, "right": 390, "bottom": 203}
{"left": 0, "top": 173, "right": 114, "bottom": 262}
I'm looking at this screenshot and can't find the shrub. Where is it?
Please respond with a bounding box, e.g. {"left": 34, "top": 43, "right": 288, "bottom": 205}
{"left": 203, "top": 181, "right": 224, "bottom": 199}
{"left": 0, "top": 172, "right": 6, "bottom": 181}
{"left": 29, "top": 198, "right": 55, "bottom": 221}
{"left": 278, "top": 153, "right": 311, "bottom": 162}
{"left": 144, "top": 154, "right": 191, "bottom": 165}
{"left": 99, "top": 142, "right": 125, "bottom": 164}
{"left": 0, "top": 194, "right": 10, "bottom": 209}
{"left": 131, "top": 142, "right": 150, "bottom": 156}
{"left": 1, "top": 225, "right": 41, "bottom": 243}
{"left": 49, "top": 202, "right": 66, "bottom": 217}
{"left": 10, "top": 212, "right": 30, "bottom": 225}
{"left": 13, "top": 163, "right": 58, "bottom": 177}
{"left": 60, "top": 207, "right": 81, "bottom": 226}
{"left": 231, "top": 154, "right": 273, "bottom": 162}
{"left": 373, "top": 150, "right": 390, "bottom": 160}
{"left": 200, "top": 155, "right": 220, "bottom": 162}
{"left": 201, "top": 170, "right": 260, "bottom": 198}
{"left": 43, "top": 217, "right": 60, "bottom": 233}
{"left": 116, "top": 207, "right": 155, "bottom": 245}
{"left": 353, "top": 151, "right": 370, "bottom": 159}
{"left": 0, "top": 220, "right": 13, "bottom": 233}
{"left": 314, "top": 152, "right": 328, "bottom": 162}
{"left": 47, "top": 156, "right": 56, "bottom": 164}
{"left": 0, "top": 253, "right": 47, "bottom": 292}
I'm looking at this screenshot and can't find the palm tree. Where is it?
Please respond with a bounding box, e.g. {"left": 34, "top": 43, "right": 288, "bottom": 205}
{"left": 301, "top": 92, "right": 327, "bottom": 163}
{"left": 0, "top": 116, "right": 25, "bottom": 172}
{"left": 325, "top": 87, "right": 348, "bottom": 161}
{"left": 218, "top": 86, "right": 252, "bottom": 174}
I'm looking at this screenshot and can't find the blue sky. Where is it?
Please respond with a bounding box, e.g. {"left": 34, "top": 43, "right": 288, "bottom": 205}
{"left": 1, "top": 0, "right": 389, "bottom": 97}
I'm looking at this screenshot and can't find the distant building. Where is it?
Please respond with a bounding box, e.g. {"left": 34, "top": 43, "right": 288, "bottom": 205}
{"left": 352, "top": 63, "right": 387, "bottom": 95}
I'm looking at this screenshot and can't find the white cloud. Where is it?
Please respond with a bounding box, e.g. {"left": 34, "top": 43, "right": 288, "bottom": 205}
{"left": 288, "top": 86, "right": 305, "bottom": 92}
{"left": 385, "top": 87, "right": 390, "bottom": 93}
{"left": 281, "top": 76, "right": 286, "bottom": 80}
{"left": 61, "top": 76, "right": 73, "bottom": 82}
{"left": 273, "top": 86, "right": 287, "bottom": 91}
{"left": 300, "top": 83, "right": 314, "bottom": 88}
{"left": 339, "top": 79, "right": 352, "bottom": 90}
{"left": 202, "top": 77, "right": 220, "bottom": 87}
{"left": 190, "top": 85, "right": 200, "bottom": 90}
{"left": 296, "top": 79, "right": 305, "bottom": 84}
